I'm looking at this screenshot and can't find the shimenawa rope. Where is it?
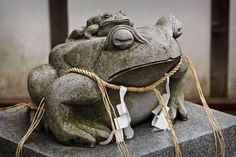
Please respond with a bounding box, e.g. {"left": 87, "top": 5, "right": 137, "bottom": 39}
{"left": 0, "top": 54, "right": 225, "bottom": 157}
{"left": 64, "top": 56, "right": 183, "bottom": 157}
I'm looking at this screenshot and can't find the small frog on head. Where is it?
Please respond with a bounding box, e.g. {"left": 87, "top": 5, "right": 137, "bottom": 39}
{"left": 67, "top": 10, "right": 134, "bottom": 41}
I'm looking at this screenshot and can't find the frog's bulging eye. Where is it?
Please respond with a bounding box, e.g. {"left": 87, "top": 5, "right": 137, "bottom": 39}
{"left": 112, "top": 29, "right": 134, "bottom": 50}
{"left": 173, "top": 17, "right": 183, "bottom": 38}
{"left": 103, "top": 13, "right": 112, "bottom": 19}
{"left": 104, "top": 25, "right": 148, "bottom": 50}
{"left": 119, "top": 10, "right": 126, "bottom": 16}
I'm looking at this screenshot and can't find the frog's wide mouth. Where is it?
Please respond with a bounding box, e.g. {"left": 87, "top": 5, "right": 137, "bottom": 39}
{"left": 100, "top": 19, "right": 131, "bottom": 27}
{"left": 107, "top": 57, "right": 181, "bottom": 87}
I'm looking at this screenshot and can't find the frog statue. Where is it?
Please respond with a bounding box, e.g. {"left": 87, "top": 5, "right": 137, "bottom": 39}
{"left": 27, "top": 11, "right": 188, "bottom": 148}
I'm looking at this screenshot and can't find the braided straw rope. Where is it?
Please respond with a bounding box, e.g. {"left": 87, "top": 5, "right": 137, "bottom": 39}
{"left": 64, "top": 54, "right": 225, "bottom": 157}
{"left": 64, "top": 57, "right": 183, "bottom": 157}
{"left": 0, "top": 103, "right": 37, "bottom": 111}
{"left": 64, "top": 58, "right": 183, "bottom": 93}
{"left": 16, "top": 98, "right": 45, "bottom": 157}
{"left": 154, "top": 89, "right": 182, "bottom": 157}
{"left": 0, "top": 54, "right": 224, "bottom": 157}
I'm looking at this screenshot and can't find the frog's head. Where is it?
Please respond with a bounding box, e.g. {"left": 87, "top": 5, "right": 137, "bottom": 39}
{"left": 99, "top": 10, "right": 133, "bottom": 26}
{"left": 95, "top": 11, "right": 134, "bottom": 36}
{"left": 64, "top": 15, "right": 183, "bottom": 87}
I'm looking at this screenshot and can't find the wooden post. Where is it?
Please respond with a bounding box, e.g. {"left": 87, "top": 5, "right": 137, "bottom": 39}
{"left": 210, "top": 0, "right": 230, "bottom": 97}
{"left": 49, "top": 0, "right": 68, "bottom": 48}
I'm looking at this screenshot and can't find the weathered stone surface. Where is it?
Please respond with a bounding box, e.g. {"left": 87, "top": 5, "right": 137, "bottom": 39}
{"left": 27, "top": 13, "right": 189, "bottom": 146}
{"left": 0, "top": 101, "right": 235, "bottom": 157}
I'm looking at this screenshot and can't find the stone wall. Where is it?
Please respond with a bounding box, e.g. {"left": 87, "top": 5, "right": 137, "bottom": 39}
{"left": 0, "top": 0, "right": 50, "bottom": 98}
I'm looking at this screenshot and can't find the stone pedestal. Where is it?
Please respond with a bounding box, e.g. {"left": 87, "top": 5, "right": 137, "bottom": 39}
{"left": 0, "top": 101, "right": 236, "bottom": 157}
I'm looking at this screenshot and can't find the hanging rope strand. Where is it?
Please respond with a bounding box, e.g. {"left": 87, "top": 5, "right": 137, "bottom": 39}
{"left": 64, "top": 58, "right": 183, "bottom": 157}
{"left": 16, "top": 98, "right": 45, "bottom": 157}
{"left": 65, "top": 54, "right": 225, "bottom": 157}
{"left": 0, "top": 103, "right": 30, "bottom": 112}
{"left": 182, "top": 54, "right": 225, "bottom": 157}
{"left": 154, "top": 89, "right": 182, "bottom": 157}
{"left": 0, "top": 53, "right": 224, "bottom": 157}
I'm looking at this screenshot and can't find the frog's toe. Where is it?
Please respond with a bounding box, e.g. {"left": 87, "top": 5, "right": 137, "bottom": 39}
{"left": 169, "top": 105, "right": 177, "bottom": 122}
{"left": 168, "top": 97, "right": 188, "bottom": 121}
{"left": 58, "top": 126, "right": 97, "bottom": 148}
{"left": 56, "top": 120, "right": 111, "bottom": 147}
{"left": 50, "top": 119, "right": 110, "bottom": 147}
{"left": 76, "top": 120, "right": 111, "bottom": 143}
{"left": 177, "top": 101, "right": 188, "bottom": 121}
{"left": 84, "top": 30, "right": 93, "bottom": 39}
{"left": 94, "top": 129, "right": 111, "bottom": 143}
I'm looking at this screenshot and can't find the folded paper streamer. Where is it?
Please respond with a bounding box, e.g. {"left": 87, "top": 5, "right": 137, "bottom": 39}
{"left": 3, "top": 54, "right": 224, "bottom": 157}
{"left": 100, "top": 86, "right": 134, "bottom": 145}
{"left": 152, "top": 77, "right": 170, "bottom": 131}
{"left": 100, "top": 78, "right": 170, "bottom": 145}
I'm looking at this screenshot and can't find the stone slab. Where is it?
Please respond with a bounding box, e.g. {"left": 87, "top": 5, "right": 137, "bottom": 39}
{"left": 0, "top": 101, "right": 236, "bottom": 157}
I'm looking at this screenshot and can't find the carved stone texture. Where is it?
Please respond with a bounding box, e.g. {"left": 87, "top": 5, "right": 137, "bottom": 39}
{"left": 28, "top": 11, "right": 187, "bottom": 147}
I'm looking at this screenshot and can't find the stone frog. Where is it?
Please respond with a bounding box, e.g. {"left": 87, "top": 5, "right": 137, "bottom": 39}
{"left": 67, "top": 10, "right": 134, "bottom": 40}
{"left": 28, "top": 13, "right": 188, "bottom": 148}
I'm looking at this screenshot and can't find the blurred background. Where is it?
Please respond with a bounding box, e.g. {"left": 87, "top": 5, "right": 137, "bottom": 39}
{"left": 0, "top": 0, "right": 235, "bottom": 114}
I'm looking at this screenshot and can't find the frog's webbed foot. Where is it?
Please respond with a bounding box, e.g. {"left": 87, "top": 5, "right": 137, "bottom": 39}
{"left": 177, "top": 99, "right": 188, "bottom": 120}
{"left": 56, "top": 120, "right": 111, "bottom": 147}
{"left": 168, "top": 97, "right": 188, "bottom": 122}
{"left": 45, "top": 73, "right": 111, "bottom": 147}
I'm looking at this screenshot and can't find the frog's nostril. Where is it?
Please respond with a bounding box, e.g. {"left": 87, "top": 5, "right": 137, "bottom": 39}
{"left": 112, "top": 29, "right": 134, "bottom": 50}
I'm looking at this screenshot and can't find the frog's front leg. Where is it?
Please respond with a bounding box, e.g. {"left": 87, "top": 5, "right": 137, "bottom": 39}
{"left": 168, "top": 59, "right": 188, "bottom": 121}
{"left": 45, "top": 73, "right": 111, "bottom": 147}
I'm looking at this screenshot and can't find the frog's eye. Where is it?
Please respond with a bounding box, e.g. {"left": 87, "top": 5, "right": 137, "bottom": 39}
{"left": 119, "top": 10, "right": 126, "bottom": 16}
{"left": 103, "top": 13, "right": 112, "bottom": 19}
{"left": 172, "top": 17, "right": 183, "bottom": 38}
{"left": 105, "top": 25, "right": 148, "bottom": 50}
{"left": 112, "top": 29, "right": 134, "bottom": 50}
